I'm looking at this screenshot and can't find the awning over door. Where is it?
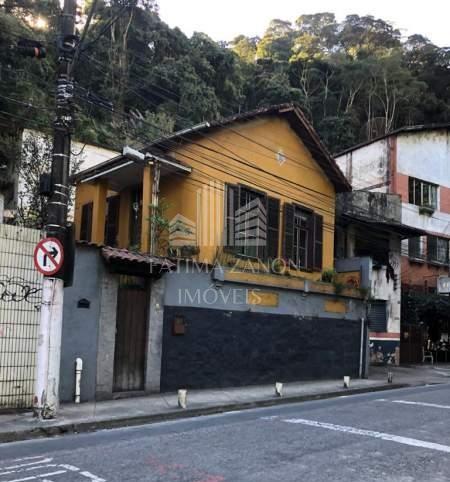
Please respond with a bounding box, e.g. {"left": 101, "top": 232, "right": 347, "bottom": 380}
{"left": 101, "top": 246, "right": 175, "bottom": 276}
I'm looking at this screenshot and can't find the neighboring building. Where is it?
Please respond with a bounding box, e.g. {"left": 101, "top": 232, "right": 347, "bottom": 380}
{"left": 1, "top": 129, "right": 119, "bottom": 223}
{"left": 335, "top": 191, "right": 424, "bottom": 364}
{"left": 62, "top": 103, "right": 369, "bottom": 402}
{"left": 336, "top": 125, "right": 450, "bottom": 361}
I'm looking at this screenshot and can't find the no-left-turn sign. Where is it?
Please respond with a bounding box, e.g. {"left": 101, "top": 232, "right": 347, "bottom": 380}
{"left": 34, "top": 237, "right": 64, "bottom": 276}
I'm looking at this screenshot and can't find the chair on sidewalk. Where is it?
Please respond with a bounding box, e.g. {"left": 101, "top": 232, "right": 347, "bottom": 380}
{"left": 422, "top": 347, "right": 434, "bottom": 364}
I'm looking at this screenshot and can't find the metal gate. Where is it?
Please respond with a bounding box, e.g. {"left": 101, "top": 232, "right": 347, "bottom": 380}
{"left": 0, "top": 224, "right": 42, "bottom": 408}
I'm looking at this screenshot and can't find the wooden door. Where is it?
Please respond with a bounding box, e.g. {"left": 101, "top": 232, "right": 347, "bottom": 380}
{"left": 113, "top": 278, "right": 148, "bottom": 392}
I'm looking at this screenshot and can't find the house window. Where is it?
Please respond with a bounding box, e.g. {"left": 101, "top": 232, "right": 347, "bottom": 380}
{"left": 225, "top": 184, "right": 279, "bottom": 260}
{"left": 80, "top": 202, "right": 93, "bottom": 242}
{"left": 408, "top": 236, "right": 425, "bottom": 260}
{"left": 409, "top": 177, "right": 438, "bottom": 210}
{"left": 283, "top": 203, "right": 323, "bottom": 271}
{"left": 427, "top": 236, "right": 449, "bottom": 265}
{"left": 293, "top": 209, "right": 310, "bottom": 269}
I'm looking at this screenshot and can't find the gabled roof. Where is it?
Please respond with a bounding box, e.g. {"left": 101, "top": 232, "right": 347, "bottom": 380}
{"left": 336, "top": 122, "right": 450, "bottom": 157}
{"left": 74, "top": 103, "right": 351, "bottom": 192}
{"left": 149, "top": 103, "right": 350, "bottom": 192}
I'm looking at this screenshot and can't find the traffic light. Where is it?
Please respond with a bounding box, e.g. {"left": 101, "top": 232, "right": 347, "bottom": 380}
{"left": 16, "top": 39, "right": 46, "bottom": 59}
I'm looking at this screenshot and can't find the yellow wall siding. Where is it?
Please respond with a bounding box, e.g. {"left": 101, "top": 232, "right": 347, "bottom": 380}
{"left": 163, "top": 117, "right": 336, "bottom": 279}
{"left": 74, "top": 116, "right": 337, "bottom": 279}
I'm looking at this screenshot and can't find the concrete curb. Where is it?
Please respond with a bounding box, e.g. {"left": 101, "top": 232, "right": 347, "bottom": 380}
{"left": 0, "top": 383, "right": 409, "bottom": 444}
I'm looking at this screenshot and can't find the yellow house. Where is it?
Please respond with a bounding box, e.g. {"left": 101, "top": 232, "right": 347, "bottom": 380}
{"left": 73, "top": 104, "right": 349, "bottom": 280}
{"left": 64, "top": 104, "right": 368, "bottom": 400}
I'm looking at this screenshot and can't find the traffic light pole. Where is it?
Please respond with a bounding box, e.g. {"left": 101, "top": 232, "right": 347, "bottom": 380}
{"left": 33, "top": 0, "right": 77, "bottom": 419}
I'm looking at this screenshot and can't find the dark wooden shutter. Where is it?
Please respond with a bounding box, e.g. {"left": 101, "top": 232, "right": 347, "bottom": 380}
{"left": 80, "top": 202, "right": 93, "bottom": 242}
{"left": 427, "top": 236, "right": 437, "bottom": 262}
{"left": 266, "top": 197, "right": 280, "bottom": 259}
{"left": 313, "top": 213, "right": 323, "bottom": 271}
{"left": 104, "top": 195, "right": 120, "bottom": 247}
{"left": 282, "top": 203, "right": 294, "bottom": 261}
{"left": 306, "top": 212, "right": 315, "bottom": 270}
{"left": 225, "top": 184, "right": 239, "bottom": 250}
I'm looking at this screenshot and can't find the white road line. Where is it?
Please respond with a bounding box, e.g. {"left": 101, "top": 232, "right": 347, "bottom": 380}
{"left": 390, "top": 400, "right": 450, "bottom": 410}
{"left": 7, "top": 470, "right": 67, "bottom": 482}
{"left": 10, "top": 458, "right": 46, "bottom": 463}
{"left": 80, "top": 471, "right": 106, "bottom": 482}
{"left": 0, "top": 464, "right": 57, "bottom": 476}
{"left": 1, "top": 459, "right": 53, "bottom": 471}
{"left": 282, "top": 418, "right": 450, "bottom": 454}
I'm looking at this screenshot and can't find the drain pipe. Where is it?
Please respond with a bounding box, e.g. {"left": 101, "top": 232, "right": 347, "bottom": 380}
{"left": 75, "top": 358, "right": 83, "bottom": 404}
{"left": 359, "top": 317, "right": 365, "bottom": 378}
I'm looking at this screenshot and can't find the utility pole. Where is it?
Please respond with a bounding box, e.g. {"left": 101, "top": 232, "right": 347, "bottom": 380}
{"left": 33, "top": 0, "right": 77, "bottom": 419}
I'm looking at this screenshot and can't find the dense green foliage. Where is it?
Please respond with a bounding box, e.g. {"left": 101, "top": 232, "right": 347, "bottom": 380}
{"left": 1, "top": 2, "right": 450, "bottom": 188}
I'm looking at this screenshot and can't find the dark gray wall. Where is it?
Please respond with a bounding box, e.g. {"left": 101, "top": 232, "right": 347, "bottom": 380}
{"left": 161, "top": 306, "right": 362, "bottom": 391}
{"left": 60, "top": 246, "right": 103, "bottom": 402}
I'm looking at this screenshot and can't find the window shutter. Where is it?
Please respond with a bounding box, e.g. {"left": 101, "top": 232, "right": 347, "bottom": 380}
{"left": 282, "top": 203, "right": 294, "bottom": 261}
{"left": 313, "top": 213, "right": 323, "bottom": 271}
{"left": 306, "top": 212, "right": 315, "bottom": 270}
{"left": 225, "top": 184, "right": 238, "bottom": 249}
{"left": 80, "top": 202, "right": 93, "bottom": 242}
{"left": 427, "top": 236, "right": 437, "bottom": 262}
{"left": 267, "top": 197, "right": 280, "bottom": 259}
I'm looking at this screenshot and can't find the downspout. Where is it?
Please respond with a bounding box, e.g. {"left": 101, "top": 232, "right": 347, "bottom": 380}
{"left": 359, "top": 317, "right": 365, "bottom": 378}
{"left": 150, "top": 158, "right": 161, "bottom": 255}
{"left": 75, "top": 358, "right": 83, "bottom": 404}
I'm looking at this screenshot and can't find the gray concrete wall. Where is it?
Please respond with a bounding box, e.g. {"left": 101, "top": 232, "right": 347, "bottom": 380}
{"left": 60, "top": 246, "right": 103, "bottom": 403}
{"left": 95, "top": 270, "right": 119, "bottom": 400}
{"left": 145, "top": 276, "right": 166, "bottom": 393}
{"left": 164, "top": 266, "right": 366, "bottom": 320}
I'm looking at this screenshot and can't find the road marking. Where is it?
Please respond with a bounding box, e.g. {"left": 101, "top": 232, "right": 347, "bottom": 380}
{"left": 1, "top": 459, "right": 53, "bottom": 471}
{"left": 390, "top": 400, "right": 450, "bottom": 410}
{"left": 80, "top": 471, "right": 105, "bottom": 482}
{"left": 0, "top": 457, "right": 104, "bottom": 481}
{"left": 8, "top": 470, "right": 67, "bottom": 482}
{"left": 282, "top": 418, "right": 450, "bottom": 454}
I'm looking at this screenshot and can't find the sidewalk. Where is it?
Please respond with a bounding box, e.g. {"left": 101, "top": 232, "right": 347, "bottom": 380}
{"left": 1, "top": 364, "right": 448, "bottom": 444}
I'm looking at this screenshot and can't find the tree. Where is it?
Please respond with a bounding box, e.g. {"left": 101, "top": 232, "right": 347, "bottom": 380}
{"left": 15, "top": 132, "right": 82, "bottom": 228}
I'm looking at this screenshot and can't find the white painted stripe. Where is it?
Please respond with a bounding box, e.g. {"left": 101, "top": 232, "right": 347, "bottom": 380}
{"left": 0, "top": 464, "right": 57, "bottom": 476}
{"left": 391, "top": 400, "right": 450, "bottom": 410}
{"left": 7, "top": 471, "right": 66, "bottom": 482}
{"left": 282, "top": 418, "right": 450, "bottom": 454}
{"left": 2, "top": 459, "right": 53, "bottom": 470}
{"left": 10, "top": 457, "right": 46, "bottom": 463}
{"left": 80, "top": 471, "right": 106, "bottom": 482}
{"left": 58, "top": 464, "right": 80, "bottom": 471}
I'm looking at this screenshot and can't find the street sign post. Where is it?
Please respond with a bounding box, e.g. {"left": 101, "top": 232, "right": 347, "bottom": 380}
{"left": 34, "top": 238, "right": 64, "bottom": 276}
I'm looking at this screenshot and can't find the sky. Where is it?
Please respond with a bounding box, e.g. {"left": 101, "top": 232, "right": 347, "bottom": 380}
{"left": 158, "top": 0, "right": 450, "bottom": 47}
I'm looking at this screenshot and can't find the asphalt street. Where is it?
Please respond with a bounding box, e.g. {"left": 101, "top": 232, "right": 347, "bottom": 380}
{"left": 1, "top": 383, "right": 450, "bottom": 481}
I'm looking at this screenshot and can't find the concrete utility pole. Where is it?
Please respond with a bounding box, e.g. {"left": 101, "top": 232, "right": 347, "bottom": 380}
{"left": 33, "top": 0, "right": 78, "bottom": 419}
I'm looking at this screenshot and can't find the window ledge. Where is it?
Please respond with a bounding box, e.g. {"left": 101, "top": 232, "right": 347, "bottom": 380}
{"left": 428, "top": 260, "right": 449, "bottom": 268}
{"left": 419, "top": 206, "right": 436, "bottom": 216}
{"left": 408, "top": 256, "right": 426, "bottom": 264}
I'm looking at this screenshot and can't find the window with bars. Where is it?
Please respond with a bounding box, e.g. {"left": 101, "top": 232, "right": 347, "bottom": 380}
{"left": 225, "top": 184, "right": 280, "bottom": 260}
{"left": 408, "top": 236, "right": 425, "bottom": 260}
{"left": 427, "top": 236, "right": 449, "bottom": 265}
{"left": 283, "top": 203, "right": 323, "bottom": 271}
{"left": 409, "top": 177, "right": 438, "bottom": 210}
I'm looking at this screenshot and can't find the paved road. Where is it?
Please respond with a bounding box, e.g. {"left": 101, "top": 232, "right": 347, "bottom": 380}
{"left": 1, "top": 383, "right": 450, "bottom": 482}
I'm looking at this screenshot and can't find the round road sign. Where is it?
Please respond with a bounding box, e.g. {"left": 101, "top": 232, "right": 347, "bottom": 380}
{"left": 34, "top": 237, "right": 64, "bottom": 276}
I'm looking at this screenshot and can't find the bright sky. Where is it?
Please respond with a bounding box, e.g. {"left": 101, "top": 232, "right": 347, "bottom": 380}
{"left": 158, "top": 0, "right": 450, "bottom": 47}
